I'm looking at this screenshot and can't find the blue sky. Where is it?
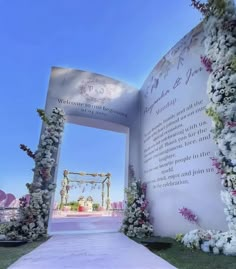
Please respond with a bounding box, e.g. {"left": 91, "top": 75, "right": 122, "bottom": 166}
{"left": 0, "top": 0, "right": 202, "bottom": 204}
{"left": 56, "top": 124, "right": 126, "bottom": 204}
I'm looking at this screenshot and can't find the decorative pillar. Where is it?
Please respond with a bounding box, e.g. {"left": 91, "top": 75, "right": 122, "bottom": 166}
{"left": 106, "top": 176, "right": 111, "bottom": 210}
{"left": 59, "top": 177, "right": 67, "bottom": 209}
{"left": 65, "top": 188, "right": 69, "bottom": 205}
{"left": 59, "top": 170, "right": 69, "bottom": 209}
{"left": 59, "top": 189, "right": 64, "bottom": 210}
{"left": 102, "top": 183, "right": 104, "bottom": 207}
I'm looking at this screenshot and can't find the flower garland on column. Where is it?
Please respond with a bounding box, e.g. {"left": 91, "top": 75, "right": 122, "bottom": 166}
{"left": 6, "top": 107, "right": 65, "bottom": 241}
{"left": 121, "top": 166, "right": 153, "bottom": 238}
{"left": 181, "top": 0, "right": 236, "bottom": 255}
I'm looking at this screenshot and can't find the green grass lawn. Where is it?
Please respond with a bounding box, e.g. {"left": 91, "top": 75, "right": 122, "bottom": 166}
{"left": 1, "top": 236, "right": 236, "bottom": 269}
{"left": 0, "top": 239, "right": 47, "bottom": 269}
{"left": 134, "top": 237, "right": 236, "bottom": 269}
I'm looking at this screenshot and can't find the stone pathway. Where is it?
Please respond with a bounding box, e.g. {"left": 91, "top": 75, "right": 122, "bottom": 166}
{"left": 49, "top": 215, "right": 122, "bottom": 234}
{"left": 8, "top": 233, "right": 176, "bottom": 269}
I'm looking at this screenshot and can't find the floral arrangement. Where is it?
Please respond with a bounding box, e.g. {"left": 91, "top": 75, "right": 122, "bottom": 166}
{"left": 179, "top": 207, "right": 198, "bottom": 224}
{"left": 181, "top": 0, "right": 236, "bottom": 255}
{"left": 120, "top": 176, "right": 153, "bottom": 239}
{"left": 5, "top": 107, "right": 65, "bottom": 241}
{"left": 182, "top": 229, "right": 236, "bottom": 255}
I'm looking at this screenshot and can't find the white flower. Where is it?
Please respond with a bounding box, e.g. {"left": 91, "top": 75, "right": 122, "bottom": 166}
{"left": 213, "top": 247, "right": 220, "bottom": 255}
{"left": 201, "top": 242, "right": 210, "bottom": 253}
{"left": 128, "top": 218, "right": 134, "bottom": 223}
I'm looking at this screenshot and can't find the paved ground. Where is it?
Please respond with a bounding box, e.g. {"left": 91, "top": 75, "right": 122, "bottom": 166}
{"left": 49, "top": 211, "right": 123, "bottom": 234}
{"left": 8, "top": 233, "right": 176, "bottom": 269}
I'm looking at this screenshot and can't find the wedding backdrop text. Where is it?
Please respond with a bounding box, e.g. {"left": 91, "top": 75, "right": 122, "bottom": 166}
{"left": 44, "top": 23, "right": 227, "bottom": 236}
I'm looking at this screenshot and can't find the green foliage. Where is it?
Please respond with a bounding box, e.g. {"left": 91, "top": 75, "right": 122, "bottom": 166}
{"left": 92, "top": 203, "right": 100, "bottom": 211}
{"left": 213, "top": 0, "right": 226, "bottom": 15}
{"left": 66, "top": 201, "right": 79, "bottom": 211}
{"left": 125, "top": 187, "right": 135, "bottom": 206}
{"left": 205, "top": 107, "right": 223, "bottom": 128}
{"left": 175, "top": 233, "right": 184, "bottom": 243}
{"left": 0, "top": 223, "right": 9, "bottom": 235}
{"left": 230, "top": 56, "right": 236, "bottom": 71}
{"left": 0, "top": 238, "right": 48, "bottom": 269}
{"left": 37, "top": 109, "right": 50, "bottom": 124}
{"left": 207, "top": 0, "right": 226, "bottom": 17}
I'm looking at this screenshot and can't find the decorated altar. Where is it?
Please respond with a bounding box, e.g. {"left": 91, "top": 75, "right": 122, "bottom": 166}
{"left": 59, "top": 170, "right": 111, "bottom": 211}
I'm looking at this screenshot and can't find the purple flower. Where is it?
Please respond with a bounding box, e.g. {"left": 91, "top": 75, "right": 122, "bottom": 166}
{"left": 210, "top": 157, "right": 224, "bottom": 175}
{"left": 191, "top": 0, "right": 209, "bottom": 16}
{"left": 227, "top": 121, "right": 236, "bottom": 128}
{"left": 223, "top": 20, "right": 236, "bottom": 31}
{"left": 141, "top": 200, "right": 148, "bottom": 211}
{"left": 19, "top": 196, "right": 28, "bottom": 208}
{"left": 141, "top": 183, "right": 147, "bottom": 194}
{"left": 179, "top": 207, "right": 198, "bottom": 224}
{"left": 20, "top": 144, "right": 35, "bottom": 159}
{"left": 232, "top": 190, "right": 236, "bottom": 196}
{"left": 200, "top": 55, "right": 213, "bottom": 73}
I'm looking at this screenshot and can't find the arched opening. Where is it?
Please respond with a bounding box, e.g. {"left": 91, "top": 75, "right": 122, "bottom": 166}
{"left": 48, "top": 121, "right": 128, "bottom": 234}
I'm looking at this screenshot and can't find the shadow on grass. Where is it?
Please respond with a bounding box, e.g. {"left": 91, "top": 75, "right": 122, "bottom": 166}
{"left": 0, "top": 238, "right": 48, "bottom": 269}
{"left": 134, "top": 236, "right": 236, "bottom": 269}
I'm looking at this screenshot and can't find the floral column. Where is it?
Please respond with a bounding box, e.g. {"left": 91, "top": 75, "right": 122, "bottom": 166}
{"left": 6, "top": 107, "right": 65, "bottom": 241}
{"left": 102, "top": 182, "right": 104, "bottom": 207}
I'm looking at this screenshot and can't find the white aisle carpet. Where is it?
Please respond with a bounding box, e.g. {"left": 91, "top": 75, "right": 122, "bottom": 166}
{"left": 8, "top": 233, "right": 176, "bottom": 269}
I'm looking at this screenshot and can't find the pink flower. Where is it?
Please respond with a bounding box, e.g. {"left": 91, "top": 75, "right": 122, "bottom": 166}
{"left": 140, "top": 200, "right": 148, "bottom": 211}
{"left": 227, "top": 122, "right": 236, "bottom": 127}
{"left": 231, "top": 190, "right": 236, "bottom": 196}
{"left": 139, "top": 220, "right": 144, "bottom": 225}
{"left": 179, "top": 207, "right": 198, "bottom": 224}
{"left": 210, "top": 157, "right": 224, "bottom": 175}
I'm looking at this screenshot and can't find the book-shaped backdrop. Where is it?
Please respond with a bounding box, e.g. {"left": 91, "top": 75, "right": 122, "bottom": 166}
{"left": 44, "top": 23, "right": 227, "bottom": 236}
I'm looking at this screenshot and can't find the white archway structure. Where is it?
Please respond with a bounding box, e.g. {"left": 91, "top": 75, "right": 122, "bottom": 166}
{"left": 42, "top": 22, "right": 229, "bottom": 237}
{"left": 43, "top": 67, "right": 140, "bottom": 231}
